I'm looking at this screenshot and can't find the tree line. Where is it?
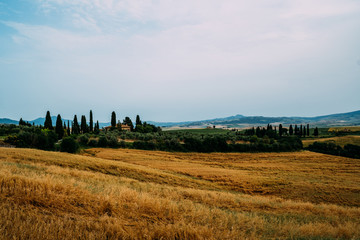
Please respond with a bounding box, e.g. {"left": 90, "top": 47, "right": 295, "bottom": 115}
{"left": 244, "top": 124, "right": 319, "bottom": 138}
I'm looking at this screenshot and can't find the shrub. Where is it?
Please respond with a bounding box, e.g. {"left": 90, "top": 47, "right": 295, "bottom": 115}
{"left": 98, "top": 136, "right": 108, "bottom": 147}
{"left": 88, "top": 139, "right": 98, "bottom": 147}
{"left": 60, "top": 137, "right": 79, "bottom": 153}
{"left": 78, "top": 134, "right": 89, "bottom": 145}
{"left": 107, "top": 135, "right": 118, "bottom": 148}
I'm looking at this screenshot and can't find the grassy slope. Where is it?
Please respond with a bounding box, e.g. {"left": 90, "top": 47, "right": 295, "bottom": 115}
{"left": 0, "top": 148, "right": 360, "bottom": 239}
{"left": 303, "top": 135, "right": 360, "bottom": 147}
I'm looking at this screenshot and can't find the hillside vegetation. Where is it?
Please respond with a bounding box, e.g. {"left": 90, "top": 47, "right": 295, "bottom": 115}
{"left": 0, "top": 148, "right": 359, "bottom": 239}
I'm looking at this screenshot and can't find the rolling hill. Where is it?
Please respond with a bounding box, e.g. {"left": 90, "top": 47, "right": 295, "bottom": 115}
{"left": 1, "top": 110, "right": 359, "bottom": 128}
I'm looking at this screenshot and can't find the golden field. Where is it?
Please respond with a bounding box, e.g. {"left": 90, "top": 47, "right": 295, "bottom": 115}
{"left": 0, "top": 147, "right": 360, "bottom": 239}
{"left": 302, "top": 135, "right": 360, "bottom": 147}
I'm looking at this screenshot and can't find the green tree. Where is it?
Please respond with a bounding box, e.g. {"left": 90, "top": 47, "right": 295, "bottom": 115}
{"left": 289, "top": 125, "right": 293, "bottom": 135}
{"left": 67, "top": 120, "right": 70, "bottom": 136}
{"left": 81, "top": 115, "right": 88, "bottom": 133}
{"left": 60, "top": 137, "right": 79, "bottom": 153}
{"left": 19, "top": 118, "right": 25, "bottom": 126}
{"left": 307, "top": 124, "right": 310, "bottom": 136}
{"left": 44, "top": 111, "right": 53, "bottom": 130}
{"left": 279, "top": 124, "right": 283, "bottom": 137}
{"left": 314, "top": 127, "right": 319, "bottom": 136}
{"left": 72, "top": 115, "right": 80, "bottom": 135}
{"left": 123, "top": 116, "right": 134, "bottom": 131}
{"left": 55, "top": 114, "right": 64, "bottom": 139}
{"left": 94, "top": 120, "right": 100, "bottom": 134}
{"left": 303, "top": 126, "right": 306, "bottom": 137}
{"left": 111, "top": 111, "right": 116, "bottom": 128}
{"left": 89, "top": 110, "right": 93, "bottom": 132}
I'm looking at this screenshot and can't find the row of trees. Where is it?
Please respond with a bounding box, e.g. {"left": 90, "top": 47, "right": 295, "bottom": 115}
{"left": 42, "top": 110, "right": 159, "bottom": 138}
{"left": 307, "top": 142, "right": 360, "bottom": 159}
{"left": 244, "top": 124, "right": 319, "bottom": 138}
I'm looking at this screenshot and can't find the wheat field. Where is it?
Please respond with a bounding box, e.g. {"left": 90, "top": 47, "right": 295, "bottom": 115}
{"left": 0, "top": 147, "right": 359, "bottom": 239}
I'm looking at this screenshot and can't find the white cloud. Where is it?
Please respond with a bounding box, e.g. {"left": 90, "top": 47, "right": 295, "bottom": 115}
{"left": 1, "top": 0, "right": 360, "bottom": 120}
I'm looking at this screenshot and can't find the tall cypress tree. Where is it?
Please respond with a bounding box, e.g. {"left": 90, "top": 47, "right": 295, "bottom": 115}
{"left": 72, "top": 115, "right": 80, "bottom": 135}
{"left": 299, "top": 124, "right": 303, "bottom": 137}
{"left": 136, "top": 115, "right": 142, "bottom": 126}
{"left": 135, "top": 115, "right": 143, "bottom": 132}
{"left": 279, "top": 124, "right": 283, "bottom": 137}
{"left": 303, "top": 126, "right": 306, "bottom": 137}
{"left": 94, "top": 120, "right": 100, "bottom": 133}
{"left": 67, "top": 120, "right": 71, "bottom": 136}
{"left": 44, "top": 111, "right": 53, "bottom": 130}
{"left": 294, "top": 125, "right": 299, "bottom": 135}
{"left": 314, "top": 127, "right": 319, "bottom": 136}
{"left": 55, "top": 114, "right": 64, "bottom": 139}
{"left": 81, "top": 115, "right": 88, "bottom": 133}
{"left": 307, "top": 124, "right": 310, "bottom": 136}
{"left": 289, "top": 125, "right": 293, "bottom": 135}
{"left": 89, "top": 110, "right": 93, "bottom": 132}
{"left": 111, "top": 111, "right": 116, "bottom": 128}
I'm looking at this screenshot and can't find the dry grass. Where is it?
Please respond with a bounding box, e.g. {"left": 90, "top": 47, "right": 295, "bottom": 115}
{"left": 303, "top": 135, "right": 360, "bottom": 147}
{"left": 0, "top": 148, "right": 359, "bottom": 239}
{"left": 328, "top": 126, "right": 360, "bottom": 132}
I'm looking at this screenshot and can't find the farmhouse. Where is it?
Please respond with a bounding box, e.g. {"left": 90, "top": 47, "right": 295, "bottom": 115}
{"left": 104, "top": 124, "right": 131, "bottom": 131}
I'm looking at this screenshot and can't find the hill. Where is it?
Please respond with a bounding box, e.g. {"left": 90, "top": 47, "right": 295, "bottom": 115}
{"left": 0, "top": 147, "right": 359, "bottom": 239}
{"left": 152, "top": 110, "right": 360, "bottom": 128}
{"left": 1, "top": 110, "right": 360, "bottom": 128}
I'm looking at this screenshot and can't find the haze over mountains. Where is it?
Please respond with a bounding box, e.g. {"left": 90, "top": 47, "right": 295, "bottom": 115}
{"left": 1, "top": 110, "right": 360, "bottom": 129}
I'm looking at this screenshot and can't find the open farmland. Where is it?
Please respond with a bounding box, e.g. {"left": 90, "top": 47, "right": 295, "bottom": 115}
{"left": 302, "top": 135, "right": 360, "bottom": 148}
{"left": 0, "top": 148, "right": 360, "bottom": 239}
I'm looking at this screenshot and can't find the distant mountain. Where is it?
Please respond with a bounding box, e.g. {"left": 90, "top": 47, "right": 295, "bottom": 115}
{"left": 1, "top": 111, "right": 359, "bottom": 129}
{"left": 0, "top": 118, "right": 18, "bottom": 125}
{"left": 150, "top": 110, "right": 360, "bottom": 128}
{"left": 0, "top": 116, "right": 111, "bottom": 128}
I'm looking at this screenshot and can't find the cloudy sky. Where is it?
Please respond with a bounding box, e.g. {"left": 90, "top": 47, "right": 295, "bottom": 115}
{"left": 0, "top": 0, "right": 359, "bottom": 122}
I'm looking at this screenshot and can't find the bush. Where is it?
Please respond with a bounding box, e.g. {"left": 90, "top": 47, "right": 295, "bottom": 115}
{"left": 88, "top": 139, "right": 98, "bottom": 147}
{"left": 60, "top": 137, "right": 79, "bottom": 153}
{"left": 98, "top": 136, "right": 108, "bottom": 147}
{"left": 107, "top": 135, "right": 118, "bottom": 148}
{"left": 78, "top": 134, "right": 89, "bottom": 145}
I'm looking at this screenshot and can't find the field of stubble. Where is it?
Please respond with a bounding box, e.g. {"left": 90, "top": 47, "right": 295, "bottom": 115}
{"left": 0, "top": 147, "right": 359, "bottom": 239}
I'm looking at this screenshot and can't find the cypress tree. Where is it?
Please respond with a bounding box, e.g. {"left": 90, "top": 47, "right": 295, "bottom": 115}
{"left": 307, "top": 124, "right": 310, "bottom": 136}
{"left": 314, "top": 127, "right": 319, "bottom": 136}
{"left": 299, "top": 125, "right": 303, "bottom": 137}
{"left": 67, "top": 120, "right": 71, "bottom": 136}
{"left": 136, "top": 115, "right": 142, "bottom": 126}
{"left": 81, "top": 115, "right": 88, "bottom": 133}
{"left": 135, "top": 115, "right": 143, "bottom": 132}
{"left": 111, "top": 111, "right": 116, "bottom": 128}
{"left": 256, "top": 126, "right": 261, "bottom": 137}
{"left": 279, "top": 124, "right": 283, "bottom": 137}
{"left": 294, "top": 125, "right": 298, "bottom": 135}
{"left": 72, "top": 115, "right": 80, "bottom": 135}
{"left": 289, "top": 125, "right": 293, "bottom": 135}
{"left": 44, "top": 111, "right": 53, "bottom": 130}
{"left": 89, "top": 110, "right": 93, "bottom": 132}
{"left": 94, "top": 120, "right": 100, "bottom": 133}
{"left": 55, "top": 114, "right": 64, "bottom": 139}
{"left": 303, "top": 126, "right": 306, "bottom": 137}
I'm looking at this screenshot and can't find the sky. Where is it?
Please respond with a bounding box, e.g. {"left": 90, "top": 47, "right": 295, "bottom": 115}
{"left": 0, "top": 0, "right": 360, "bottom": 122}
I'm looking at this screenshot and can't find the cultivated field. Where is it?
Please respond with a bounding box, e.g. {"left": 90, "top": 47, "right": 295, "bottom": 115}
{"left": 0, "top": 147, "right": 359, "bottom": 239}
{"left": 302, "top": 135, "right": 360, "bottom": 147}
